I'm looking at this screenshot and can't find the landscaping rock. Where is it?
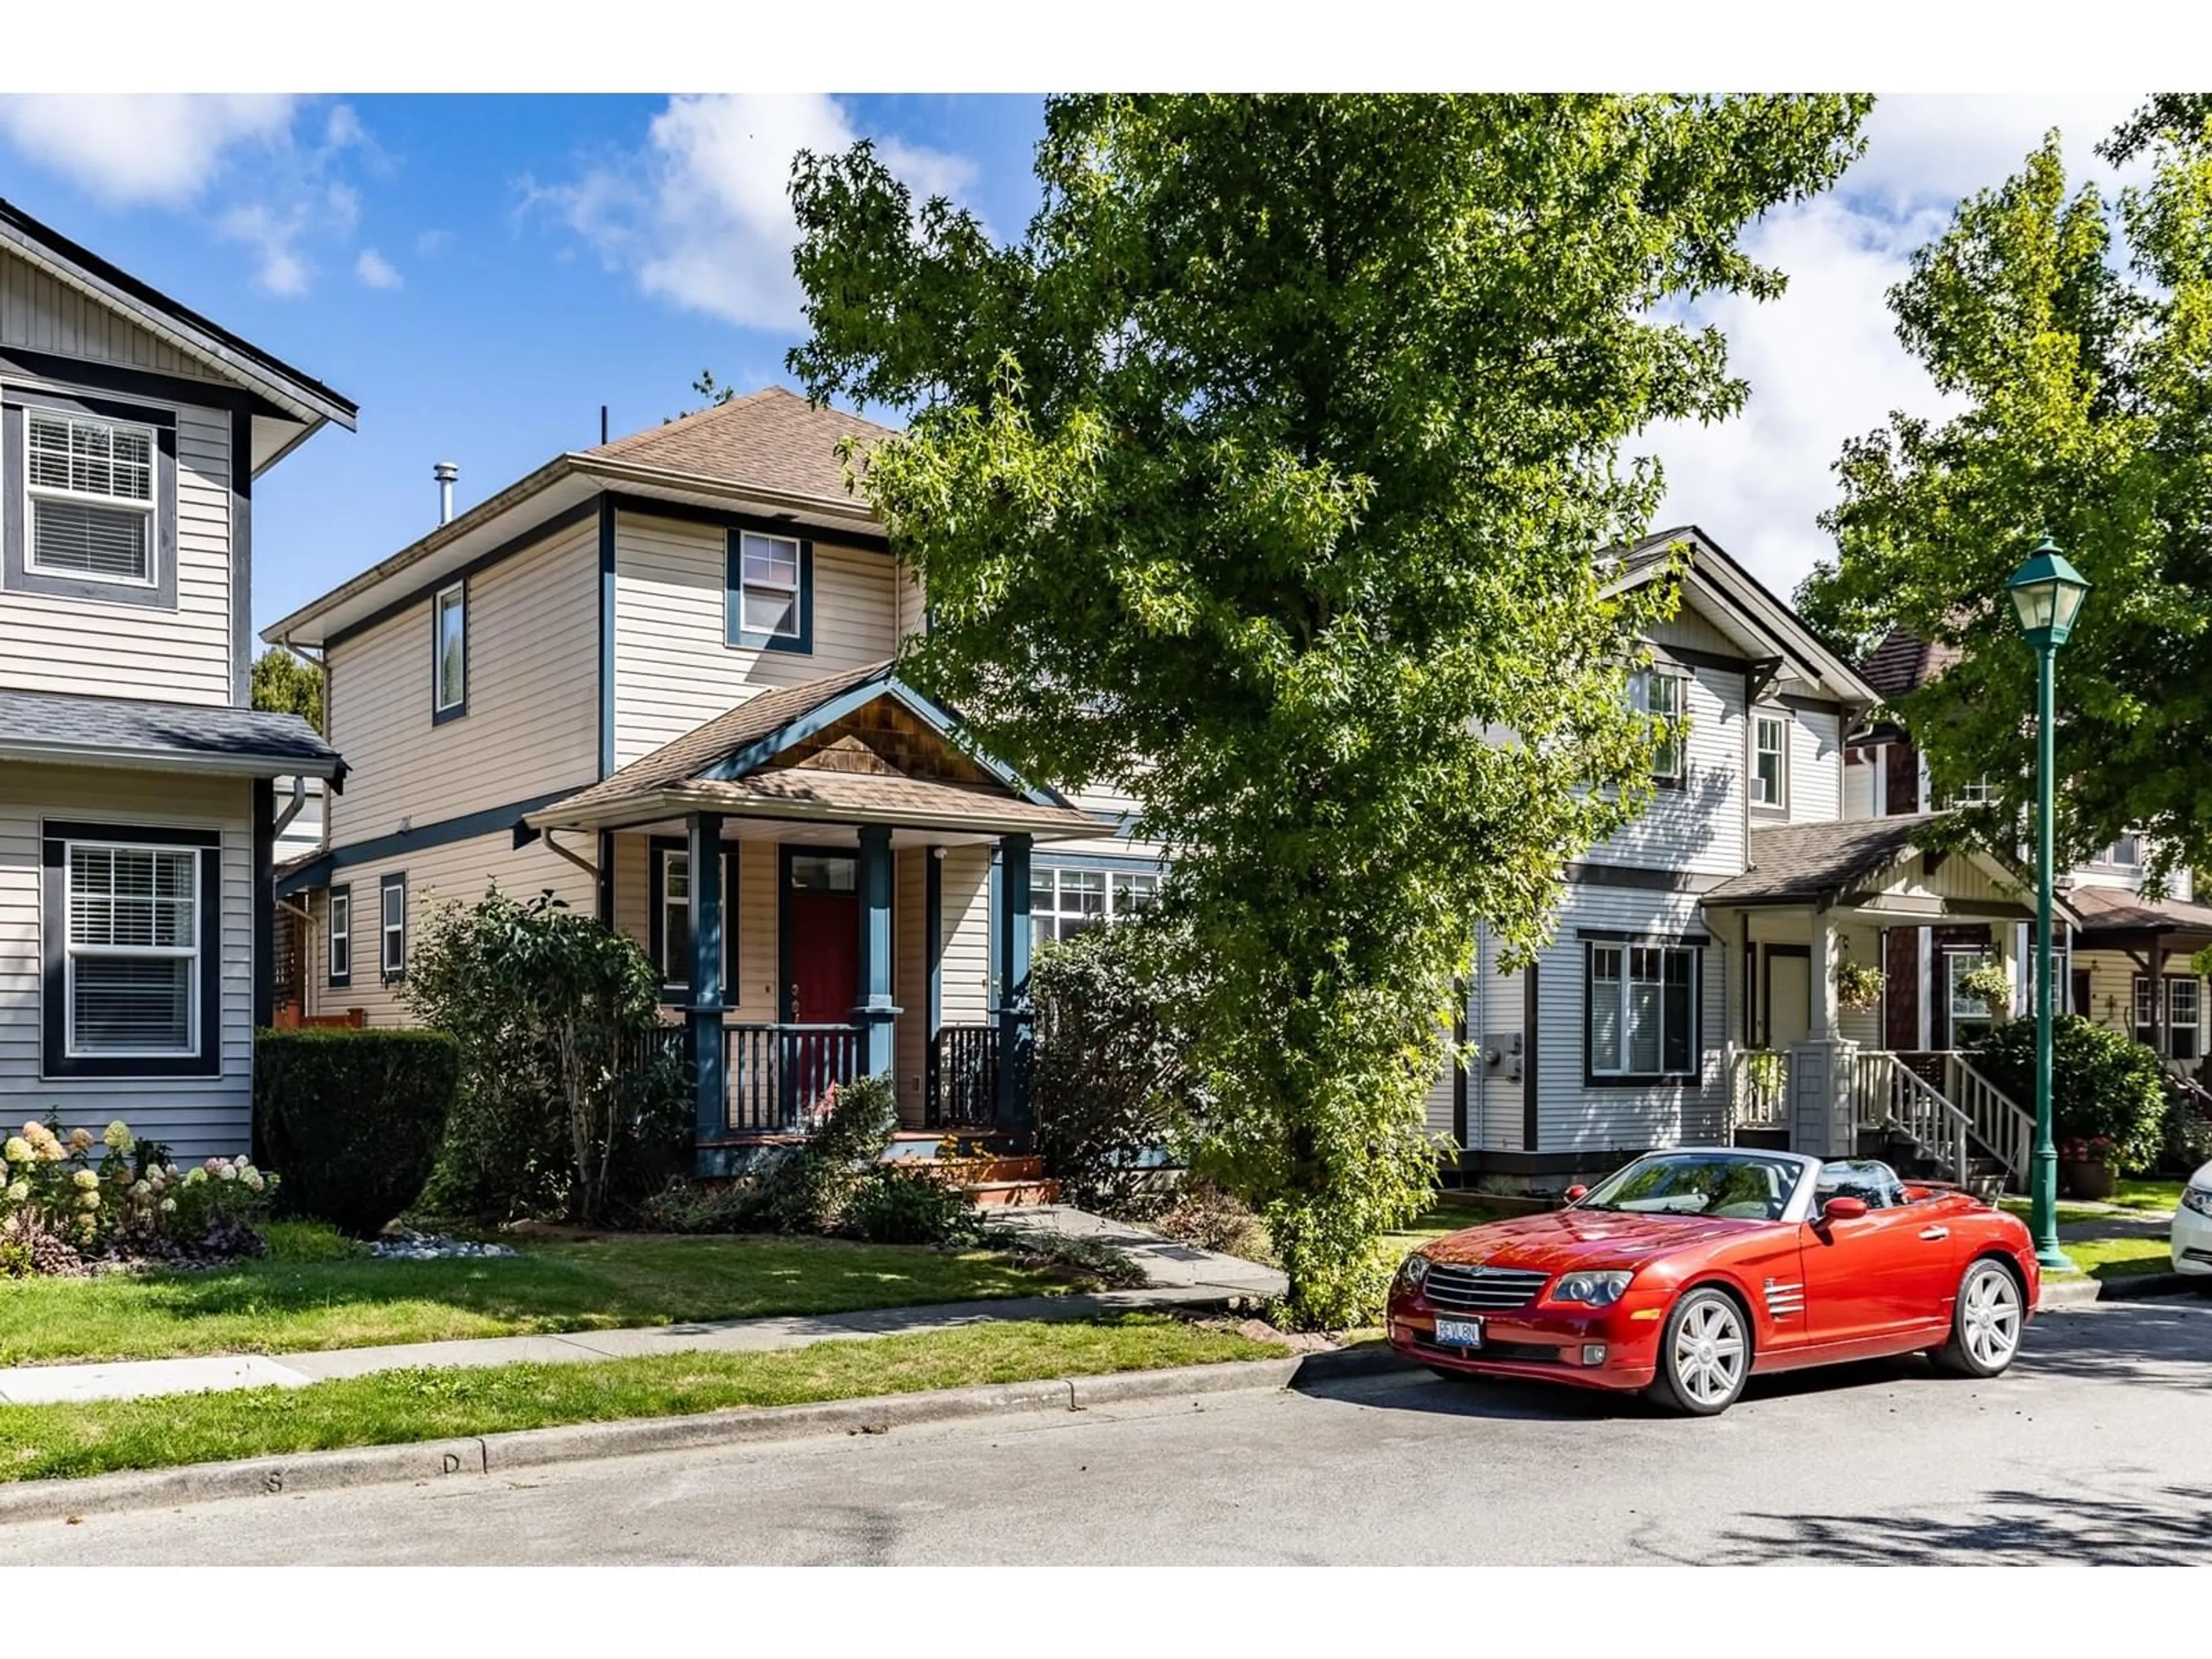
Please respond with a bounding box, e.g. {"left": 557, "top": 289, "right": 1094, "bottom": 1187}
{"left": 368, "top": 1229, "right": 516, "bottom": 1262}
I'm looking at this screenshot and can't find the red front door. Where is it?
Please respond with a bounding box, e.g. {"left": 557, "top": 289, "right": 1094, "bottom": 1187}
{"left": 788, "top": 891, "right": 859, "bottom": 1024}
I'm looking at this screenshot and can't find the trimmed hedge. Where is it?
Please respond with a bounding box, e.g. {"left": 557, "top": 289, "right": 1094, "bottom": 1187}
{"left": 255, "top": 1028, "right": 461, "bottom": 1237}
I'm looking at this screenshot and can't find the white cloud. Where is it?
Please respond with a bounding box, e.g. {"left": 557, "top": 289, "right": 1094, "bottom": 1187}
{"left": 536, "top": 94, "right": 978, "bottom": 332}
{"left": 0, "top": 94, "right": 294, "bottom": 207}
{"left": 217, "top": 202, "right": 312, "bottom": 297}
{"left": 355, "top": 248, "right": 402, "bottom": 290}
{"left": 1645, "top": 93, "right": 2150, "bottom": 601}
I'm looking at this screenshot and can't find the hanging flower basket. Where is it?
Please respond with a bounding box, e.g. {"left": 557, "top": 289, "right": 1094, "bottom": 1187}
{"left": 1835, "top": 961, "right": 1885, "bottom": 1012}
{"left": 1958, "top": 963, "right": 2015, "bottom": 1017}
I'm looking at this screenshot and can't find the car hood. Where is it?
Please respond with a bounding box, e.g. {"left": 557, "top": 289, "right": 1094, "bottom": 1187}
{"left": 1422, "top": 1208, "right": 1767, "bottom": 1272}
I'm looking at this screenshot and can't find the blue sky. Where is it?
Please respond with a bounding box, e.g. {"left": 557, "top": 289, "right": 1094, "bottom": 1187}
{"left": 0, "top": 93, "right": 2156, "bottom": 635}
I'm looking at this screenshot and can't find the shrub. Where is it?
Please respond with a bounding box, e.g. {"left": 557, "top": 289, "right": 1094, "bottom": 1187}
{"left": 1150, "top": 1178, "right": 1269, "bottom": 1261}
{"left": 404, "top": 887, "right": 690, "bottom": 1224}
{"left": 2161, "top": 1096, "right": 2212, "bottom": 1176}
{"left": 256, "top": 1027, "right": 460, "bottom": 1237}
{"left": 839, "top": 1164, "right": 982, "bottom": 1245}
{"left": 1, "top": 1116, "right": 275, "bottom": 1272}
{"left": 637, "top": 1074, "right": 902, "bottom": 1236}
{"left": 1030, "top": 916, "right": 1203, "bottom": 1216}
{"left": 261, "top": 1218, "right": 369, "bottom": 1262}
{"left": 984, "top": 1226, "right": 1150, "bottom": 1289}
{"left": 1969, "top": 1015, "right": 2169, "bottom": 1172}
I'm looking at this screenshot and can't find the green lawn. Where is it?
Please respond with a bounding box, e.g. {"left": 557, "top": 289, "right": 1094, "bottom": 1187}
{"left": 1382, "top": 1197, "right": 1527, "bottom": 1255}
{"left": 1999, "top": 1198, "right": 2127, "bottom": 1225}
{"left": 2045, "top": 1234, "right": 2176, "bottom": 1282}
{"left": 0, "top": 1236, "right": 1078, "bottom": 1369}
{"left": 2111, "top": 1179, "right": 2186, "bottom": 1213}
{"left": 0, "top": 1316, "right": 1286, "bottom": 1485}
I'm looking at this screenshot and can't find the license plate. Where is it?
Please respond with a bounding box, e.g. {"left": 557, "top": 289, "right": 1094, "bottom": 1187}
{"left": 1434, "top": 1317, "right": 1483, "bottom": 1349}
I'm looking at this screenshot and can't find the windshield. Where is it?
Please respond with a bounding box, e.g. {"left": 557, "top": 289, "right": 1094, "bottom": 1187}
{"left": 1578, "top": 1153, "right": 1799, "bottom": 1222}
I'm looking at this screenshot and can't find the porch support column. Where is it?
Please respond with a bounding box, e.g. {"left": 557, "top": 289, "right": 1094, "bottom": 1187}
{"left": 996, "top": 833, "right": 1034, "bottom": 1131}
{"left": 853, "top": 824, "right": 900, "bottom": 1078}
{"left": 2154, "top": 940, "right": 2170, "bottom": 1063}
{"left": 687, "top": 812, "right": 728, "bottom": 1153}
{"left": 1791, "top": 906, "right": 1858, "bottom": 1160}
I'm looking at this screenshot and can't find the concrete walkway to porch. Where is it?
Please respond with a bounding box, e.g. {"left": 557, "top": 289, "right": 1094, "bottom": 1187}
{"left": 0, "top": 1208, "right": 1287, "bottom": 1408}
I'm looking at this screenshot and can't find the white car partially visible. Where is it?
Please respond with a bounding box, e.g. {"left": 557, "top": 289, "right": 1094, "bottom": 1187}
{"left": 2173, "top": 1160, "right": 2212, "bottom": 1275}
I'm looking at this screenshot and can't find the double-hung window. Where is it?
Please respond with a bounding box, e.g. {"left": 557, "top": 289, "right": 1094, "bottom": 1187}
{"left": 1029, "top": 865, "right": 1161, "bottom": 948}
{"left": 2104, "top": 835, "right": 2143, "bottom": 870}
{"left": 1628, "top": 668, "right": 1685, "bottom": 783}
{"left": 1752, "top": 710, "right": 1788, "bottom": 809}
{"left": 2172, "top": 978, "right": 2202, "bottom": 1063}
{"left": 327, "top": 885, "right": 352, "bottom": 987}
{"left": 64, "top": 841, "right": 198, "bottom": 1058}
{"left": 1948, "top": 951, "right": 1997, "bottom": 1043}
{"left": 380, "top": 875, "right": 407, "bottom": 980}
{"left": 1587, "top": 942, "right": 1699, "bottom": 1080}
{"left": 25, "top": 410, "right": 157, "bottom": 585}
{"left": 432, "top": 581, "right": 467, "bottom": 719}
{"left": 729, "top": 531, "right": 809, "bottom": 651}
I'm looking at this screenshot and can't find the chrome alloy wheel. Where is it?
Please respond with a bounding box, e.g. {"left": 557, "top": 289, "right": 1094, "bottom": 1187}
{"left": 1672, "top": 1296, "right": 1748, "bottom": 1407}
{"left": 1960, "top": 1263, "right": 2023, "bottom": 1369}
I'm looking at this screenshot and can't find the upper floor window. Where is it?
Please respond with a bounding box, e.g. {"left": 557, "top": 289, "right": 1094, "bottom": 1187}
{"left": 432, "top": 582, "right": 467, "bottom": 720}
{"left": 1628, "top": 668, "right": 1685, "bottom": 783}
{"left": 26, "top": 411, "right": 156, "bottom": 586}
{"left": 1752, "top": 710, "right": 1788, "bottom": 809}
{"left": 2103, "top": 835, "right": 2143, "bottom": 869}
{"left": 380, "top": 874, "right": 408, "bottom": 981}
{"left": 1947, "top": 774, "right": 1997, "bottom": 806}
{"left": 728, "top": 531, "right": 812, "bottom": 653}
{"left": 327, "top": 885, "right": 352, "bottom": 988}
{"left": 1031, "top": 865, "right": 1158, "bottom": 948}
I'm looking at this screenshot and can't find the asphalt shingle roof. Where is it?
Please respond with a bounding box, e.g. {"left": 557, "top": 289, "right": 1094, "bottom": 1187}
{"left": 1860, "top": 627, "right": 1962, "bottom": 701}
{"left": 1703, "top": 814, "right": 1947, "bottom": 907}
{"left": 2067, "top": 882, "right": 2212, "bottom": 940}
{"left": 587, "top": 387, "right": 901, "bottom": 503}
{"left": 0, "top": 688, "right": 342, "bottom": 775}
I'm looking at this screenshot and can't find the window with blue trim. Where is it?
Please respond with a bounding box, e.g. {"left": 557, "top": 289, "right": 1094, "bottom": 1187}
{"left": 727, "top": 531, "right": 811, "bottom": 653}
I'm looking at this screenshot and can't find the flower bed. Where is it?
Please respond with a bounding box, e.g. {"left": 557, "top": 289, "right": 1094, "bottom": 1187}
{"left": 0, "top": 1117, "right": 278, "bottom": 1278}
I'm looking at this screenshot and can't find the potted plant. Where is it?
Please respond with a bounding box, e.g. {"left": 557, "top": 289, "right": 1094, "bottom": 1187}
{"left": 1835, "top": 959, "right": 1885, "bottom": 1012}
{"left": 2058, "top": 1134, "right": 2119, "bottom": 1200}
{"left": 1958, "top": 961, "right": 2015, "bottom": 1019}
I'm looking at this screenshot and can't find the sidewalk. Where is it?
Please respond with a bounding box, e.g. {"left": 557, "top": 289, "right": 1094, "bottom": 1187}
{"left": 0, "top": 1206, "right": 1287, "bottom": 1408}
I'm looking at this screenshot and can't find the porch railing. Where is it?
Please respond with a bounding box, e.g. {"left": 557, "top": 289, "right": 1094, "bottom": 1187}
{"left": 1941, "top": 1054, "right": 2033, "bottom": 1186}
{"left": 927, "top": 1022, "right": 1001, "bottom": 1130}
{"left": 724, "top": 1023, "right": 866, "bottom": 1134}
{"left": 1723, "top": 1044, "right": 1790, "bottom": 1138}
{"left": 1852, "top": 1050, "right": 1971, "bottom": 1184}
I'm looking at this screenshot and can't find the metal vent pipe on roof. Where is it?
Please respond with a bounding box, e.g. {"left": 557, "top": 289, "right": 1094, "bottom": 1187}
{"left": 434, "top": 460, "right": 459, "bottom": 526}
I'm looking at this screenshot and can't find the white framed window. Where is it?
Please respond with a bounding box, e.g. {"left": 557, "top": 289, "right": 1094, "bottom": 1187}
{"left": 1628, "top": 668, "right": 1685, "bottom": 782}
{"left": 2172, "top": 978, "right": 2201, "bottom": 1063}
{"left": 25, "top": 410, "right": 157, "bottom": 585}
{"left": 2103, "top": 835, "right": 2143, "bottom": 869}
{"left": 433, "top": 582, "right": 467, "bottom": 716}
{"left": 1588, "top": 942, "right": 1699, "bottom": 1078}
{"left": 1948, "top": 774, "right": 1997, "bottom": 806}
{"left": 64, "top": 840, "right": 198, "bottom": 1057}
{"left": 380, "top": 874, "right": 407, "bottom": 980}
{"left": 1948, "top": 950, "right": 1996, "bottom": 1041}
{"left": 1752, "top": 710, "right": 1787, "bottom": 808}
{"left": 1030, "top": 865, "right": 1159, "bottom": 948}
{"left": 327, "top": 885, "right": 352, "bottom": 987}
{"left": 738, "top": 532, "right": 804, "bottom": 641}
{"left": 660, "top": 849, "right": 693, "bottom": 988}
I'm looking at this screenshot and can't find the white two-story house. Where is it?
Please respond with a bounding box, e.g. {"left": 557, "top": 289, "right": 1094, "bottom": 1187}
{"left": 266, "top": 388, "right": 1158, "bottom": 1172}
{"left": 0, "top": 200, "right": 351, "bottom": 1157}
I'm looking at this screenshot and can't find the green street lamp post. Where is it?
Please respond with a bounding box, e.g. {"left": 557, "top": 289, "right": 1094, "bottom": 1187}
{"left": 2006, "top": 537, "right": 2091, "bottom": 1274}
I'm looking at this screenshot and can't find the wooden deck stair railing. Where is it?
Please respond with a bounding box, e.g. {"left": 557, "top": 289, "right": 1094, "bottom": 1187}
{"left": 1852, "top": 1051, "right": 1973, "bottom": 1184}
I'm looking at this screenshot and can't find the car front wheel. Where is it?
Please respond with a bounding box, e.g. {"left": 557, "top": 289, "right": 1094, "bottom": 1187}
{"left": 1647, "top": 1287, "right": 1751, "bottom": 1416}
{"left": 1931, "top": 1259, "right": 2025, "bottom": 1377}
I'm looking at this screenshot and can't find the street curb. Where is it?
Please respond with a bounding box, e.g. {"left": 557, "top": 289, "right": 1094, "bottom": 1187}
{"left": 0, "top": 1353, "right": 1352, "bottom": 1527}
{"left": 2040, "top": 1271, "right": 2203, "bottom": 1308}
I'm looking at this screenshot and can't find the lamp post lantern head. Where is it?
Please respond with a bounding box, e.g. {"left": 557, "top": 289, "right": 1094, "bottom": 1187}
{"left": 2006, "top": 536, "right": 2092, "bottom": 649}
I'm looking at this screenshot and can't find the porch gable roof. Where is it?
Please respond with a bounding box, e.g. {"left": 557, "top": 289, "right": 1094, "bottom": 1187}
{"left": 524, "top": 662, "right": 1105, "bottom": 840}
{"left": 1705, "top": 813, "right": 2078, "bottom": 925}
{"left": 2066, "top": 881, "right": 2212, "bottom": 944}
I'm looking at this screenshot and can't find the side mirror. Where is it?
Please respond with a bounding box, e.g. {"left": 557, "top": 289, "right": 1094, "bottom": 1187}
{"left": 1821, "top": 1196, "right": 1868, "bottom": 1224}
{"left": 1563, "top": 1185, "right": 1589, "bottom": 1204}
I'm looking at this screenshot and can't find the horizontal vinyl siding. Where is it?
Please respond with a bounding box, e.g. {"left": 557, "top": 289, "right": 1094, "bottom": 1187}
{"left": 0, "top": 250, "right": 231, "bottom": 382}
{"left": 1467, "top": 925, "right": 1528, "bottom": 1153}
{"left": 1533, "top": 885, "right": 1727, "bottom": 1154}
{"left": 0, "top": 401, "right": 234, "bottom": 704}
{"left": 938, "top": 846, "right": 993, "bottom": 1024}
{"left": 1046, "top": 779, "right": 1168, "bottom": 861}
{"left": 1843, "top": 751, "right": 1875, "bottom": 821}
{"left": 611, "top": 510, "right": 898, "bottom": 766}
{"left": 325, "top": 520, "right": 599, "bottom": 846}
{"left": 1781, "top": 704, "right": 1843, "bottom": 825}
{"left": 1590, "top": 658, "right": 1745, "bottom": 877}
{"left": 303, "top": 832, "right": 596, "bottom": 1027}
{"left": 0, "top": 762, "right": 252, "bottom": 1158}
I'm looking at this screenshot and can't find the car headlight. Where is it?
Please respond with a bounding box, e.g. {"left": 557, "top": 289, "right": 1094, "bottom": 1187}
{"left": 1550, "top": 1269, "right": 1634, "bottom": 1308}
{"left": 2182, "top": 1185, "right": 2212, "bottom": 1219}
{"left": 1397, "top": 1251, "right": 1432, "bottom": 1290}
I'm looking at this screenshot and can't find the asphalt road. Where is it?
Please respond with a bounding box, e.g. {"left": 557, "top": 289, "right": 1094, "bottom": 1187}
{"left": 7, "top": 1297, "right": 2211, "bottom": 1566}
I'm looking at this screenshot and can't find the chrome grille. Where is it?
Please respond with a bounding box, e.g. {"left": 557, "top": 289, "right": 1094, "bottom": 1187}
{"left": 1422, "top": 1263, "right": 1550, "bottom": 1312}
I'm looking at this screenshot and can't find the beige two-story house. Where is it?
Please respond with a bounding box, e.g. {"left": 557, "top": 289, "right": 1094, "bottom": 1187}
{"left": 266, "top": 389, "right": 1158, "bottom": 1172}
{"left": 0, "top": 200, "right": 352, "bottom": 1157}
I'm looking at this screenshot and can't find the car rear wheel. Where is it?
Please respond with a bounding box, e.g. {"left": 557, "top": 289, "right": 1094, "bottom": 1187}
{"left": 1931, "top": 1259, "right": 2024, "bottom": 1377}
{"left": 1646, "top": 1287, "right": 1750, "bottom": 1416}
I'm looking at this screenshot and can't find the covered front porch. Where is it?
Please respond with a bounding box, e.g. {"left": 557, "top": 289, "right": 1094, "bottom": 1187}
{"left": 1704, "top": 814, "right": 2068, "bottom": 1187}
{"left": 521, "top": 664, "right": 1107, "bottom": 1171}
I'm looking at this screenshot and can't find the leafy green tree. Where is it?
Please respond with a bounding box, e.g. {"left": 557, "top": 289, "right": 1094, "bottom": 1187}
{"left": 1800, "top": 122, "right": 2212, "bottom": 888}
{"left": 789, "top": 94, "right": 1870, "bottom": 1325}
{"left": 2102, "top": 94, "right": 2212, "bottom": 164}
{"left": 251, "top": 646, "right": 322, "bottom": 730}
{"left": 668, "top": 369, "right": 740, "bottom": 422}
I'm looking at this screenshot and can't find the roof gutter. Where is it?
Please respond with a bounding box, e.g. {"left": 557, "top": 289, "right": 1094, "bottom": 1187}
{"left": 0, "top": 740, "right": 344, "bottom": 782}
{"left": 524, "top": 786, "right": 1101, "bottom": 842}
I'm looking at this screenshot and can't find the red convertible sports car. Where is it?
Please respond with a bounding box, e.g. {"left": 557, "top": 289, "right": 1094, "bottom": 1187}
{"left": 1387, "top": 1148, "right": 2039, "bottom": 1415}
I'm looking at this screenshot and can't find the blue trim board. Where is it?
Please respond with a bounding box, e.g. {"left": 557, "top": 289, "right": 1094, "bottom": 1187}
{"left": 322, "top": 498, "right": 599, "bottom": 653}
{"left": 605, "top": 491, "right": 892, "bottom": 557}
{"left": 597, "top": 497, "right": 617, "bottom": 779}
{"left": 925, "top": 846, "right": 943, "bottom": 1039}
{"left": 231, "top": 410, "right": 253, "bottom": 706}
{"left": 274, "top": 786, "right": 583, "bottom": 896}
{"left": 725, "top": 531, "right": 814, "bottom": 655}
{"left": 0, "top": 346, "right": 286, "bottom": 420}
{"left": 647, "top": 834, "right": 734, "bottom": 1006}
{"left": 252, "top": 778, "right": 274, "bottom": 1028}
